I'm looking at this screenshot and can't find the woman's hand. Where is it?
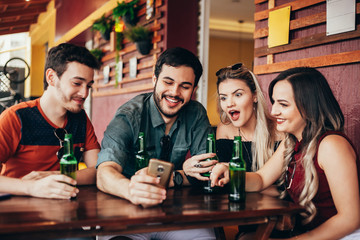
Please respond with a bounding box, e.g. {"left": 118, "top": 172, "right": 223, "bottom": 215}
{"left": 210, "top": 162, "right": 229, "bottom": 187}
{"left": 182, "top": 153, "right": 218, "bottom": 181}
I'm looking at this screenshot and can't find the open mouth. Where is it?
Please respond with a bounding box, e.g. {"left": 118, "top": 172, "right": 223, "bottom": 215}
{"left": 72, "top": 98, "right": 84, "bottom": 105}
{"left": 229, "top": 110, "right": 240, "bottom": 121}
{"left": 163, "top": 96, "right": 183, "bottom": 107}
{"left": 276, "top": 118, "right": 285, "bottom": 124}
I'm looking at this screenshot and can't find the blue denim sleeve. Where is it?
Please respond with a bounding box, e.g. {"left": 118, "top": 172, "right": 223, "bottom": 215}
{"left": 96, "top": 112, "right": 134, "bottom": 169}
{"left": 189, "top": 102, "right": 212, "bottom": 156}
{"left": 184, "top": 101, "right": 212, "bottom": 187}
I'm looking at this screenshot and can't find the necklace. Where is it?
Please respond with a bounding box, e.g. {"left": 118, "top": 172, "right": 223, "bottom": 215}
{"left": 238, "top": 128, "right": 248, "bottom": 141}
{"left": 242, "top": 141, "right": 251, "bottom": 163}
{"left": 238, "top": 128, "right": 251, "bottom": 162}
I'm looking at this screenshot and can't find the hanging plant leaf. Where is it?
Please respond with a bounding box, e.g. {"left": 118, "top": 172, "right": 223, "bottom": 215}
{"left": 90, "top": 48, "right": 104, "bottom": 64}
{"left": 124, "top": 25, "right": 152, "bottom": 55}
{"left": 112, "top": 0, "right": 139, "bottom": 27}
{"left": 116, "top": 32, "right": 124, "bottom": 51}
{"left": 92, "top": 14, "right": 114, "bottom": 40}
{"left": 123, "top": 25, "right": 151, "bottom": 42}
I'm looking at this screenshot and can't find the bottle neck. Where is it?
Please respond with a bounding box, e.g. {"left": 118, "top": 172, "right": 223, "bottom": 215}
{"left": 138, "top": 136, "right": 146, "bottom": 153}
{"left": 231, "top": 137, "right": 243, "bottom": 162}
{"left": 63, "top": 137, "right": 74, "bottom": 156}
{"left": 206, "top": 135, "right": 216, "bottom": 154}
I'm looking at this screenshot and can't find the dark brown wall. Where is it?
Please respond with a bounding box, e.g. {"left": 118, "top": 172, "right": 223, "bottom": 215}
{"left": 92, "top": 90, "right": 149, "bottom": 141}
{"left": 166, "top": 0, "right": 199, "bottom": 54}
{"left": 55, "top": 0, "right": 108, "bottom": 43}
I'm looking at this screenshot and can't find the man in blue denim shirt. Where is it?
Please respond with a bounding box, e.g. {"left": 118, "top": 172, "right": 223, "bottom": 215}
{"left": 96, "top": 48, "right": 217, "bottom": 240}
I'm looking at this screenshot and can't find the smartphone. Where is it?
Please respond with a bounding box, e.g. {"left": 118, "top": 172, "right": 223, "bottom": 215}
{"left": 147, "top": 159, "right": 174, "bottom": 188}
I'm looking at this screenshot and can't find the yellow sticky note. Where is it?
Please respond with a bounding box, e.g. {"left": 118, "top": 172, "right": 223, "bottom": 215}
{"left": 115, "top": 22, "right": 124, "bottom": 33}
{"left": 268, "top": 6, "right": 291, "bottom": 48}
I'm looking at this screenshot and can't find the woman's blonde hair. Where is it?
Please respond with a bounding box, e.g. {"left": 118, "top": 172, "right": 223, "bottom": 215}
{"left": 269, "top": 67, "right": 344, "bottom": 224}
{"left": 216, "top": 63, "right": 276, "bottom": 171}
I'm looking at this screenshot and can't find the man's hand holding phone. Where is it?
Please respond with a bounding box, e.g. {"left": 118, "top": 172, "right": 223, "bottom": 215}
{"left": 128, "top": 159, "right": 173, "bottom": 208}
{"left": 147, "top": 159, "right": 174, "bottom": 188}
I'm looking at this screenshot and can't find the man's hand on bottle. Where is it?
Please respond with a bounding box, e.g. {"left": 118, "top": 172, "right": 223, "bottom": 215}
{"left": 128, "top": 168, "right": 167, "bottom": 208}
{"left": 27, "top": 174, "right": 78, "bottom": 199}
{"left": 21, "top": 170, "right": 60, "bottom": 180}
{"left": 182, "top": 153, "right": 218, "bottom": 180}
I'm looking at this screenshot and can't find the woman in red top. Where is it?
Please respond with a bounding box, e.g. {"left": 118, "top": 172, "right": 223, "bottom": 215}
{"left": 211, "top": 67, "right": 360, "bottom": 239}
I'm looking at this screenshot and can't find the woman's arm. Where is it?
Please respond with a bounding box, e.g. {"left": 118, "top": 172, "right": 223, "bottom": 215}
{"left": 211, "top": 141, "right": 285, "bottom": 190}
{"left": 292, "top": 135, "right": 360, "bottom": 240}
{"left": 248, "top": 140, "right": 285, "bottom": 191}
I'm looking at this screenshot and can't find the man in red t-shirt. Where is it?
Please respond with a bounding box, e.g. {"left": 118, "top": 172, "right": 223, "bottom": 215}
{"left": 0, "top": 43, "right": 100, "bottom": 199}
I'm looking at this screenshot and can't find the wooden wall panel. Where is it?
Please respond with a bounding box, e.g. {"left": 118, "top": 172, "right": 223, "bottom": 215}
{"left": 91, "top": 0, "right": 163, "bottom": 141}
{"left": 91, "top": 0, "right": 200, "bottom": 142}
{"left": 91, "top": 0, "right": 163, "bottom": 97}
{"left": 254, "top": 0, "right": 360, "bottom": 154}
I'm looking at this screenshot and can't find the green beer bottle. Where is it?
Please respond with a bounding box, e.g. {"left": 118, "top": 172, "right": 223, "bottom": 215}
{"left": 229, "top": 136, "right": 246, "bottom": 202}
{"left": 202, "top": 133, "right": 218, "bottom": 193}
{"left": 60, "top": 133, "right": 77, "bottom": 181}
{"left": 135, "top": 132, "right": 149, "bottom": 171}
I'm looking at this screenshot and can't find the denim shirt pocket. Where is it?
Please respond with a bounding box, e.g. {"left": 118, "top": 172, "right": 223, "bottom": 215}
{"left": 146, "top": 143, "right": 156, "bottom": 159}
{"left": 170, "top": 147, "right": 189, "bottom": 170}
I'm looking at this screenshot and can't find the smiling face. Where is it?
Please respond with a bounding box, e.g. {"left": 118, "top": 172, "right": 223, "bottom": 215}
{"left": 52, "top": 61, "right": 95, "bottom": 113}
{"left": 271, "top": 80, "right": 306, "bottom": 140}
{"left": 218, "top": 78, "right": 257, "bottom": 128}
{"left": 153, "top": 64, "right": 196, "bottom": 121}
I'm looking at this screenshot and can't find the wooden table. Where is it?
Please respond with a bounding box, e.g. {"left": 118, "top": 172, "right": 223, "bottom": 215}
{"left": 0, "top": 186, "right": 303, "bottom": 240}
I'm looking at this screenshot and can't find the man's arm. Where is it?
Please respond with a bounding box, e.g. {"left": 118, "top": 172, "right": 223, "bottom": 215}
{"left": 97, "top": 161, "right": 166, "bottom": 207}
{"left": 0, "top": 108, "right": 21, "bottom": 164}
{"left": 96, "top": 103, "right": 167, "bottom": 207}
{"left": 0, "top": 175, "right": 78, "bottom": 199}
{"left": 96, "top": 161, "right": 131, "bottom": 199}
{"left": 76, "top": 148, "right": 99, "bottom": 185}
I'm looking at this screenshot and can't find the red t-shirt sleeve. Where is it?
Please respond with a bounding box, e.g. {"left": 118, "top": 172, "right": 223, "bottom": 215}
{"left": 0, "top": 108, "right": 21, "bottom": 164}
{"left": 84, "top": 114, "right": 100, "bottom": 151}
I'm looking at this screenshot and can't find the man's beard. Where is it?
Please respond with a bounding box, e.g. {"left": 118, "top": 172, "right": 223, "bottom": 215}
{"left": 57, "top": 86, "right": 83, "bottom": 113}
{"left": 153, "top": 91, "right": 184, "bottom": 118}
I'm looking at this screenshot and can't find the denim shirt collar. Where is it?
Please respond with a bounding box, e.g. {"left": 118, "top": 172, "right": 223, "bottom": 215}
{"left": 149, "top": 96, "right": 164, "bottom": 128}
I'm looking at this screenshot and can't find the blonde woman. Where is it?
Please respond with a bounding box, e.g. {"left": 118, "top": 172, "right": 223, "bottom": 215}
{"left": 211, "top": 67, "right": 360, "bottom": 239}
{"left": 183, "top": 63, "right": 279, "bottom": 191}
{"left": 215, "top": 63, "right": 279, "bottom": 172}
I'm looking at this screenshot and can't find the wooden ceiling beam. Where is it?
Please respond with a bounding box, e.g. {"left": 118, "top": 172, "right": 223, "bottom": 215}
{"left": 0, "top": 0, "right": 50, "bottom": 5}
{"left": 0, "top": 19, "right": 36, "bottom": 29}
{"left": 0, "top": 5, "right": 47, "bottom": 18}
{"left": 0, "top": 0, "right": 50, "bottom": 35}
{"left": 0, "top": 27, "right": 29, "bottom": 35}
